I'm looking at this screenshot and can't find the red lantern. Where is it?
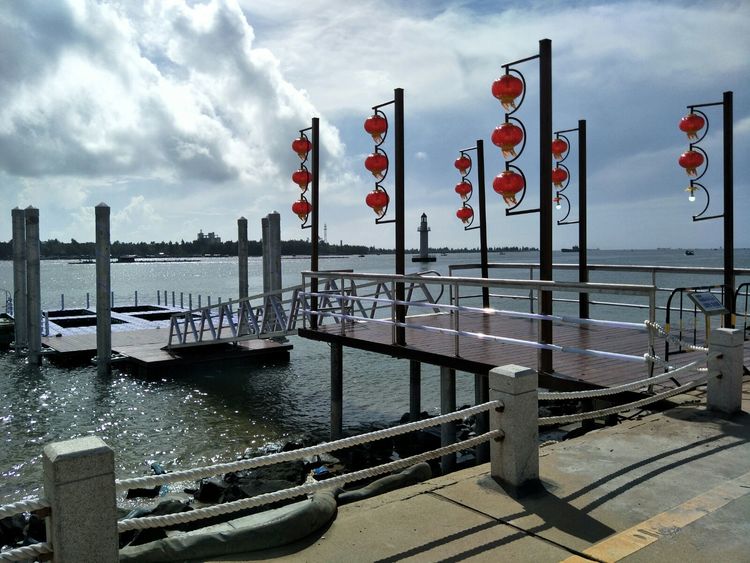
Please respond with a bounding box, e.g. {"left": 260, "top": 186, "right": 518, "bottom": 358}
{"left": 456, "top": 206, "right": 473, "bottom": 224}
{"left": 291, "top": 137, "right": 311, "bottom": 160}
{"left": 551, "top": 167, "right": 568, "bottom": 188}
{"left": 291, "top": 199, "right": 311, "bottom": 220}
{"left": 551, "top": 138, "right": 568, "bottom": 160}
{"left": 454, "top": 181, "right": 472, "bottom": 201}
{"left": 365, "top": 153, "right": 388, "bottom": 180}
{"left": 492, "top": 170, "right": 524, "bottom": 205}
{"left": 679, "top": 113, "right": 705, "bottom": 140}
{"left": 292, "top": 169, "right": 312, "bottom": 189}
{"left": 491, "top": 123, "right": 523, "bottom": 159}
{"left": 491, "top": 74, "right": 524, "bottom": 111}
{"left": 365, "top": 189, "right": 389, "bottom": 216}
{"left": 678, "top": 150, "right": 704, "bottom": 177}
{"left": 364, "top": 114, "right": 388, "bottom": 143}
{"left": 454, "top": 155, "right": 471, "bottom": 175}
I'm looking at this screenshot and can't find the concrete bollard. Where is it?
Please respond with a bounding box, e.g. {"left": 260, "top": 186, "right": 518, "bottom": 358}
{"left": 707, "top": 328, "right": 744, "bottom": 414}
{"left": 25, "top": 207, "right": 42, "bottom": 365}
{"left": 11, "top": 208, "right": 27, "bottom": 356}
{"left": 95, "top": 203, "right": 111, "bottom": 377}
{"left": 489, "top": 364, "right": 540, "bottom": 497}
{"left": 238, "top": 217, "right": 249, "bottom": 300}
{"left": 43, "top": 437, "right": 118, "bottom": 562}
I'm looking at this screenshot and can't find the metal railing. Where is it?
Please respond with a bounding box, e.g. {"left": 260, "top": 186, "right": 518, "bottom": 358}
{"left": 2, "top": 289, "right": 12, "bottom": 315}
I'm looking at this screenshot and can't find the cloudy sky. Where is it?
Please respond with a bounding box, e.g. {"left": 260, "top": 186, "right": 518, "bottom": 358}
{"left": 1, "top": 0, "right": 748, "bottom": 250}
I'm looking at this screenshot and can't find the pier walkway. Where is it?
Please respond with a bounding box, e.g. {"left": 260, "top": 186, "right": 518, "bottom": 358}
{"left": 210, "top": 376, "right": 750, "bottom": 562}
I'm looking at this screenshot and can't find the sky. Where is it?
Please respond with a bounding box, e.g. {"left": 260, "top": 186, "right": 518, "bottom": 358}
{"left": 0, "top": 0, "right": 748, "bottom": 250}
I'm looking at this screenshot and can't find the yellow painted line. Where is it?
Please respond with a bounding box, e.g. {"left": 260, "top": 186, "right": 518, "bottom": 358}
{"left": 561, "top": 469, "right": 750, "bottom": 563}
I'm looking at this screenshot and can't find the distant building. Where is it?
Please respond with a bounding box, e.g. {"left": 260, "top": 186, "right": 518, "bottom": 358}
{"left": 196, "top": 230, "right": 221, "bottom": 244}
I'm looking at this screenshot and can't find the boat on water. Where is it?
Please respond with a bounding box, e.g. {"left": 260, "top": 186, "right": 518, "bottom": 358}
{"left": 561, "top": 245, "right": 579, "bottom": 253}
{"left": 685, "top": 250, "right": 695, "bottom": 256}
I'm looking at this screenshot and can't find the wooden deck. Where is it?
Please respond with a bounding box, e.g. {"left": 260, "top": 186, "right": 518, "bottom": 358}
{"left": 299, "top": 311, "right": 750, "bottom": 391}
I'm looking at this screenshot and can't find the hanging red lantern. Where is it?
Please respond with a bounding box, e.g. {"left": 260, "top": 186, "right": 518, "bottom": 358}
{"left": 291, "top": 137, "right": 312, "bottom": 160}
{"left": 679, "top": 113, "right": 705, "bottom": 141}
{"left": 551, "top": 167, "right": 568, "bottom": 188}
{"left": 678, "top": 150, "right": 704, "bottom": 177}
{"left": 456, "top": 206, "right": 473, "bottom": 224}
{"left": 365, "top": 189, "right": 389, "bottom": 216}
{"left": 551, "top": 138, "right": 568, "bottom": 160}
{"left": 364, "top": 114, "right": 388, "bottom": 143}
{"left": 454, "top": 154, "right": 471, "bottom": 175}
{"left": 364, "top": 153, "right": 388, "bottom": 180}
{"left": 492, "top": 170, "right": 524, "bottom": 205}
{"left": 491, "top": 74, "right": 524, "bottom": 111}
{"left": 491, "top": 123, "right": 523, "bottom": 159}
{"left": 291, "top": 199, "right": 312, "bottom": 220}
{"left": 454, "top": 181, "right": 472, "bottom": 201}
{"left": 292, "top": 168, "right": 312, "bottom": 189}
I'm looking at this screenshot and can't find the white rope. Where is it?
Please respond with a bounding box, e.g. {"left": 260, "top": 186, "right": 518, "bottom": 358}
{"left": 0, "top": 498, "right": 49, "bottom": 519}
{"left": 538, "top": 360, "right": 703, "bottom": 400}
{"left": 646, "top": 320, "right": 709, "bottom": 353}
{"left": 117, "top": 431, "right": 498, "bottom": 532}
{"left": 0, "top": 542, "right": 53, "bottom": 562}
{"left": 303, "top": 291, "right": 648, "bottom": 332}
{"left": 538, "top": 375, "right": 709, "bottom": 426}
{"left": 116, "top": 401, "right": 498, "bottom": 491}
{"left": 305, "top": 308, "right": 649, "bottom": 364}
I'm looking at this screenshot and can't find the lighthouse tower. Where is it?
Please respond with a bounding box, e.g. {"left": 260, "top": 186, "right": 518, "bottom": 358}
{"left": 412, "top": 213, "right": 436, "bottom": 262}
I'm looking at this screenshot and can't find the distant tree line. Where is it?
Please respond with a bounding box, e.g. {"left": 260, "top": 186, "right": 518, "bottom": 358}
{"left": 0, "top": 238, "right": 536, "bottom": 260}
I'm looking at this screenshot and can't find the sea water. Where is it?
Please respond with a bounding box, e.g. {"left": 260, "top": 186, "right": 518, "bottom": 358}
{"left": 1, "top": 249, "right": 748, "bottom": 502}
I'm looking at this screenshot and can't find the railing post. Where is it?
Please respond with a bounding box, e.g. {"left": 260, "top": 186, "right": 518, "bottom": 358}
{"left": 43, "top": 437, "right": 118, "bottom": 562}
{"left": 707, "top": 328, "right": 744, "bottom": 414}
{"left": 60, "top": 294, "right": 64, "bottom": 311}
{"left": 134, "top": 290, "right": 138, "bottom": 307}
{"left": 489, "top": 364, "right": 540, "bottom": 497}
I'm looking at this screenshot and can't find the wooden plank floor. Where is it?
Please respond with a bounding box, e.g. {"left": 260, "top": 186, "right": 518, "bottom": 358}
{"left": 299, "top": 311, "right": 750, "bottom": 391}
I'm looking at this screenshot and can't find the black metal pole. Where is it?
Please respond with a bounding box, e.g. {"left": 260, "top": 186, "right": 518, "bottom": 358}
{"left": 395, "top": 88, "right": 406, "bottom": 345}
{"left": 539, "top": 39, "right": 553, "bottom": 374}
{"left": 723, "top": 91, "right": 734, "bottom": 328}
{"left": 578, "top": 119, "right": 589, "bottom": 319}
{"left": 311, "top": 117, "right": 320, "bottom": 329}
{"left": 477, "top": 139, "right": 490, "bottom": 308}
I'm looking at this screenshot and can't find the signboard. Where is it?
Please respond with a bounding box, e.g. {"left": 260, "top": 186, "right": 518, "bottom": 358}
{"left": 687, "top": 292, "right": 727, "bottom": 316}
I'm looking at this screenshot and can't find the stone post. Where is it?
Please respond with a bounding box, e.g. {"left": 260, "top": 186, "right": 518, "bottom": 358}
{"left": 489, "top": 364, "right": 540, "bottom": 496}
{"left": 707, "top": 328, "right": 744, "bottom": 414}
{"left": 25, "top": 206, "right": 42, "bottom": 365}
{"left": 95, "top": 204, "right": 111, "bottom": 376}
{"left": 11, "top": 208, "right": 27, "bottom": 355}
{"left": 238, "top": 216, "right": 248, "bottom": 299}
{"left": 43, "top": 437, "right": 118, "bottom": 562}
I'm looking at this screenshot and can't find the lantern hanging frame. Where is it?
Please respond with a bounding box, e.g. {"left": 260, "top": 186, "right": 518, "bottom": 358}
{"left": 552, "top": 126, "right": 582, "bottom": 226}
{"left": 368, "top": 105, "right": 394, "bottom": 224}
{"left": 456, "top": 148, "right": 479, "bottom": 230}
{"left": 295, "top": 127, "right": 313, "bottom": 228}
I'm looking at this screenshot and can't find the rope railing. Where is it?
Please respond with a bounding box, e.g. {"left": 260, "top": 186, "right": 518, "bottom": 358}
{"left": 117, "top": 431, "right": 499, "bottom": 532}
{"left": 647, "top": 320, "right": 709, "bottom": 353}
{"left": 116, "top": 401, "right": 498, "bottom": 492}
{"left": 0, "top": 542, "right": 53, "bottom": 562}
{"left": 0, "top": 497, "right": 49, "bottom": 519}
{"left": 538, "top": 374, "right": 711, "bottom": 426}
{"left": 303, "top": 307, "right": 650, "bottom": 365}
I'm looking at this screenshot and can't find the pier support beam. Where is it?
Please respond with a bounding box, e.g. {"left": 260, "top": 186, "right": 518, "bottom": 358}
{"left": 95, "top": 203, "right": 111, "bottom": 376}
{"left": 440, "top": 366, "right": 456, "bottom": 474}
{"left": 25, "top": 207, "right": 41, "bottom": 365}
{"left": 11, "top": 208, "right": 27, "bottom": 356}
{"left": 474, "top": 373, "right": 490, "bottom": 464}
{"left": 330, "top": 343, "right": 343, "bottom": 440}
{"left": 262, "top": 212, "right": 282, "bottom": 294}
{"left": 43, "top": 437, "right": 119, "bottom": 562}
{"left": 489, "top": 364, "right": 540, "bottom": 497}
{"left": 409, "top": 360, "right": 421, "bottom": 421}
{"left": 238, "top": 217, "right": 248, "bottom": 299}
{"left": 707, "top": 328, "right": 743, "bottom": 414}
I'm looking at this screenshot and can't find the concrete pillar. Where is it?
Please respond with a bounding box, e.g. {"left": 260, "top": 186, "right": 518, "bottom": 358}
{"left": 238, "top": 216, "right": 248, "bottom": 299}
{"left": 409, "top": 360, "right": 421, "bottom": 421}
{"left": 489, "top": 364, "right": 540, "bottom": 497}
{"left": 331, "top": 342, "right": 343, "bottom": 440}
{"left": 95, "top": 203, "right": 111, "bottom": 376}
{"left": 25, "top": 207, "right": 42, "bottom": 365}
{"left": 440, "top": 366, "right": 456, "bottom": 474}
{"left": 43, "top": 437, "right": 118, "bottom": 562}
{"left": 262, "top": 212, "right": 282, "bottom": 295}
{"left": 474, "top": 373, "right": 490, "bottom": 464}
{"left": 707, "top": 328, "right": 744, "bottom": 414}
{"left": 11, "top": 208, "right": 27, "bottom": 355}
